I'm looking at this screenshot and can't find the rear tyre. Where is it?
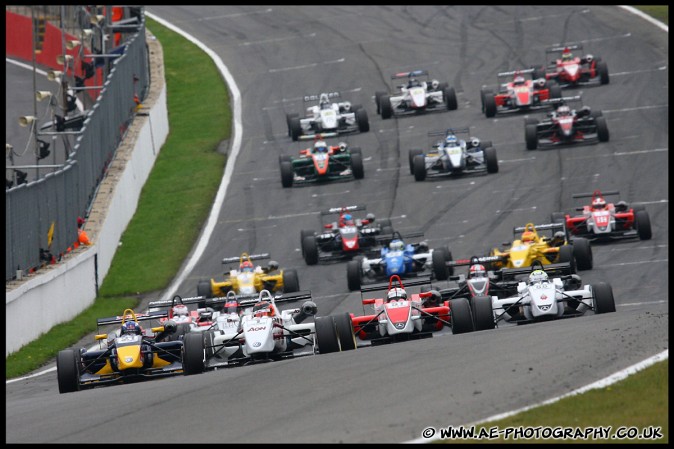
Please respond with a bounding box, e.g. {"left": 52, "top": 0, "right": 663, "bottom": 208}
{"left": 380, "top": 95, "right": 393, "bottom": 119}
{"left": 597, "top": 61, "right": 609, "bottom": 84}
{"left": 375, "top": 91, "right": 387, "bottom": 115}
{"left": 471, "top": 296, "right": 495, "bottom": 331}
{"left": 525, "top": 124, "right": 538, "bottom": 150}
{"left": 532, "top": 67, "right": 546, "bottom": 80}
{"left": 432, "top": 248, "right": 449, "bottom": 281}
{"left": 524, "top": 117, "right": 539, "bottom": 126}
{"left": 346, "top": 259, "right": 362, "bottom": 291}
{"left": 595, "top": 116, "right": 609, "bottom": 142}
{"left": 282, "top": 269, "right": 300, "bottom": 292}
{"left": 302, "top": 235, "right": 319, "bottom": 265}
{"left": 197, "top": 280, "right": 212, "bottom": 299}
{"left": 450, "top": 298, "right": 474, "bottom": 334}
{"left": 413, "top": 155, "right": 426, "bottom": 181}
{"left": 286, "top": 113, "right": 299, "bottom": 137}
{"left": 550, "top": 212, "right": 566, "bottom": 224}
{"left": 557, "top": 245, "right": 577, "bottom": 273}
{"left": 56, "top": 349, "right": 80, "bottom": 394}
{"left": 315, "top": 315, "right": 340, "bottom": 354}
{"left": 480, "top": 88, "right": 493, "bottom": 113}
{"left": 443, "top": 86, "right": 458, "bottom": 110}
{"left": 289, "top": 117, "right": 302, "bottom": 141}
{"left": 408, "top": 149, "right": 424, "bottom": 175}
{"left": 484, "top": 146, "right": 498, "bottom": 173}
{"left": 280, "top": 161, "right": 294, "bottom": 188}
{"left": 183, "top": 332, "right": 205, "bottom": 375}
{"left": 333, "top": 312, "right": 357, "bottom": 351}
{"left": 350, "top": 152, "right": 365, "bottom": 179}
{"left": 572, "top": 237, "right": 593, "bottom": 270}
{"left": 635, "top": 210, "right": 652, "bottom": 240}
{"left": 592, "top": 282, "right": 615, "bottom": 314}
{"left": 548, "top": 83, "right": 562, "bottom": 99}
{"left": 355, "top": 108, "right": 370, "bottom": 132}
{"left": 300, "top": 229, "right": 314, "bottom": 255}
{"left": 483, "top": 93, "right": 497, "bottom": 118}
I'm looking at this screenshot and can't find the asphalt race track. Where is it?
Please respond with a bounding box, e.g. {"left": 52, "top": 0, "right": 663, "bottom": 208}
{"left": 6, "top": 6, "right": 668, "bottom": 444}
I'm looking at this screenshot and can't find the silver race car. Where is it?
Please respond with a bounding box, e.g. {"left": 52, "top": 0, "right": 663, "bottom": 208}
{"left": 286, "top": 92, "right": 369, "bottom": 141}
{"left": 375, "top": 70, "right": 458, "bottom": 119}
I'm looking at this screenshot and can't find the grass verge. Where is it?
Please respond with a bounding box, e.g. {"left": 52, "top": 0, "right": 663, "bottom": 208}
{"left": 634, "top": 5, "right": 668, "bottom": 25}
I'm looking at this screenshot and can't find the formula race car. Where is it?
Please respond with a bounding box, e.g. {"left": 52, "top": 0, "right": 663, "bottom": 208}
{"left": 488, "top": 222, "right": 593, "bottom": 273}
{"left": 181, "top": 289, "right": 352, "bottom": 372}
{"left": 480, "top": 68, "right": 561, "bottom": 118}
{"left": 408, "top": 128, "right": 498, "bottom": 181}
{"left": 279, "top": 136, "right": 364, "bottom": 187}
{"left": 346, "top": 231, "right": 452, "bottom": 291}
{"left": 196, "top": 252, "right": 299, "bottom": 304}
{"left": 524, "top": 96, "right": 609, "bottom": 150}
{"left": 374, "top": 70, "right": 458, "bottom": 119}
{"left": 56, "top": 308, "right": 183, "bottom": 393}
{"left": 551, "top": 190, "right": 652, "bottom": 241}
{"left": 320, "top": 275, "right": 475, "bottom": 349}
{"left": 541, "top": 44, "right": 609, "bottom": 88}
{"left": 286, "top": 92, "right": 369, "bottom": 141}
{"left": 300, "top": 205, "right": 394, "bottom": 265}
{"left": 490, "top": 261, "right": 615, "bottom": 326}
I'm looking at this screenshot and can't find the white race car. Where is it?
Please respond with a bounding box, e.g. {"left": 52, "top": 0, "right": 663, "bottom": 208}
{"left": 181, "top": 289, "right": 345, "bottom": 373}
{"left": 479, "top": 261, "right": 616, "bottom": 330}
{"left": 286, "top": 92, "right": 369, "bottom": 141}
{"left": 375, "top": 70, "right": 457, "bottom": 119}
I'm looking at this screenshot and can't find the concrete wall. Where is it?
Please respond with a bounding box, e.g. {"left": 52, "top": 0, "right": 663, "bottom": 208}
{"left": 5, "top": 32, "right": 168, "bottom": 357}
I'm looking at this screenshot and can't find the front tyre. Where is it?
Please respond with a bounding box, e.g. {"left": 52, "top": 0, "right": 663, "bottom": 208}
{"left": 282, "top": 269, "right": 300, "bottom": 292}
{"left": 592, "top": 282, "right": 615, "bottom": 314}
{"left": 56, "top": 349, "right": 80, "bottom": 394}
{"left": 346, "top": 259, "right": 362, "bottom": 291}
{"left": 572, "top": 237, "right": 593, "bottom": 270}
{"left": 484, "top": 146, "right": 498, "bottom": 173}
{"left": 450, "top": 298, "right": 474, "bottom": 334}
{"left": 413, "top": 154, "right": 426, "bottom": 181}
{"left": 183, "top": 332, "right": 205, "bottom": 375}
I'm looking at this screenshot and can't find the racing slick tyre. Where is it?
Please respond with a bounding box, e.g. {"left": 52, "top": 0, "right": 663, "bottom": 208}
{"left": 350, "top": 152, "right": 365, "bottom": 179}
{"left": 280, "top": 161, "right": 294, "bottom": 188}
{"left": 483, "top": 93, "right": 497, "bottom": 118}
{"left": 56, "top": 349, "right": 80, "bottom": 394}
{"left": 346, "top": 259, "right": 363, "bottom": 291}
{"left": 282, "top": 269, "right": 300, "bottom": 292}
{"left": 279, "top": 154, "right": 292, "bottom": 164}
{"left": 315, "top": 315, "right": 340, "bottom": 354}
{"left": 377, "top": 218, "right": 391, "bottom": 229}
{"left": 302, "top": 235, "right": 320, "bottom": 265}
{"left": 471, "top": 296, "right": 495, "bottom": 331}
{"left": 550, "top": 212, "right": 566, "bottom": 224}
{"left": 350, "top": 103, "right": 363, "bottom": 111}
{"left": 572, "top": 237, "right": 593, "bottom": 271}
{"left": 408, "top": 149, "right": 424, "bottom": 174}
{"left": 450, "top": 298, "right": 474, "bottom": 335}
{"left": 532, "top": 67, "right": 546, "bottom": 80}
{"left": 548, "top": 82, "right": 562, "bottom": 100}
{"left": 413, "top": 154, "right": 427, "bottom": 181}
{"left": 592, "top": 282, "right": 616, "bottom": 314}
{"left": 381, "top": 224, "right": 394, "bottom": 235}
{"left": 597, "top": 61, "right": 609, "bottom": 84}
{"left": 380, "top": 95, "right": 393, "bottom": 119}
{"left": 333, "top": 312, "right": 357, "bottom": 351}
{"left": 635, "top": 210, "right": 652, "bottom": 240}
{"left": 183, "top": 332, "right": 205, "bottom": 375}
{"left": 524, "top": 117, "right": 539, "bottom": 126}
{"left": 525, "top": 124, "right": 538, "bottom": 150}
{"left": 286, "top": 113, "right": 299, "bottom": 137}
{"left": 350, "top": 146, "right": 362, "bottom": 157}
{"left": 484, "top": 146, "right": 498, "bottom": 174}
{"left": 590, "top": 110, "right": 603, "bottom": 118}
{"left": 595, "top": 116, "right": 610, "bottom": 142}
{"left": 197, "top": 280, "right": 212, "bottom": 299}
{"left": 355, "top": 108, "right": 370, "bottom": 132}
{"left": 479, "top": 88, "right": 492, "bottom": 113}
{"left": 289, "top": 117, "right": 303, "bottom": 141}
{"left": 478, "top": 140, "right": 492, "bottom": 149}
{"left": 375, "top": 91, "right": 387, "bottom": 114}
{"left": 300, "top": 229, "right": 315, "bottom": 254}
{"left": 444, "top": 86, "right": 458, "bottom": 110}
{"left": 557, "top": 245, "right": 577, "bottom": 274}
{"left": 432, "top": 247, "right": 449, "bottom": 281}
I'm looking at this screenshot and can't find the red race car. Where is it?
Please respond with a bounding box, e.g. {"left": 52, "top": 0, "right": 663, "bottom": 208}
{"left": 480, "top": 68, "right": 561, "bottom": 118}
{"left": 551, "top": 190, "right": 652, "bottom": 241}
{"left": 541, "top": 44, "right": 609, "bottom": 88}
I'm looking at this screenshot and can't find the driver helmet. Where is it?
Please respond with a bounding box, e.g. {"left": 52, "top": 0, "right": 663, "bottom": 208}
{"left": 513, "top": 75, "right": 526, "bottom": 85}
{"left": 387, "top": 287, "right": 407, "bottom": 302}
{"left": 252, "top": 301, "right": 272, "bottom": 317}
{"left": 121, "top": 320, "right": 141, "bottom": 335}
{"left": 562, "top": 50, "right": 573, "bottom": 62}
{"left": 592, "top": 197, "right": 606, "bottom": 210}
{"left": 240, "top": 261, "right": 254, "bottom": 273}
{"left": 469, "top": 264, "right": 487, "bottom": 278}
{"left": 408, "top": 77, "right": 420, "bottom": 87}
{"left": 172, "top": 304, "right": 189, "bottom": 317}
{"left": 521, "top": 231, "right": 536, "bottom": 243}
{"left": 319, "top": 93, "right": 330, "bottom": 107}
{"left": 389, "top": 240, "right": 405, "bottom": 252}
{"left": 557, "top": 105, "right": 571, "bottom": 116}
{"left": 314, "top": 140, "right": 329, "bottom": 153}
{"left": 445, "top": 134, "right": 458, "bottom": 147}
{"left": 528, "top": 269, "right": 549, "bottom": 285}
{"left": 343, "top": 213, "right": 354, "bottom": 225}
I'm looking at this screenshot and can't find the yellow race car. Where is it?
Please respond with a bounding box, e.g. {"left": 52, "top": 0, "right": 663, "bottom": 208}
{"left": 196, "top": 252, "right": 300, "bottom": 302}
{"left": 489, "top": 222, "right": 592, "bottom": 273}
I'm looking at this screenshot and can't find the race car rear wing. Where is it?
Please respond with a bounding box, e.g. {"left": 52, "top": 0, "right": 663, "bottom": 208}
{"left": 497, "top": 68, "right": 535, "bottom": 78}
{"left": 446, "top": 255, "right": 505, "bottom": 268}
{"left": 204, "top": 290, "right": 313, "bottom": 309}
{"left": 297, "top": 132, "right": 339, "bottom": 141}
{"left": 391, "top": 69, "right": 429, "bottom": 79}
{"left": 375, "top": 230, "right": 425, "bottom": 243}
{"left": 572, "top": 190, "right": 620, "bottom": 199}
{"left": 539, "top": 95, "right": 583, "bottom": 107}
{"left": 499, "top": 262, "right": 574, "bottom": 280}
{"left": 303, "top": 92, "right": 339, "bottom": 102}
{"left": 321, "top": 204, "right": 366, "bottom": 215}
{"left": 513, "top": 222, "right": 564, "bottom": 234}
{"left": 222, "top": 253, "right": 270, "bottom": 264}
{"left": 147, "top": 295, "right": 205, "bottom": 310}
{"left": 545, "top": 44, "right": 583, "bottom": 54}
{"left": 97, "top": 310, "right": 168, "bottom": 327}
{"left": 428, "top": 128, "right": 470, "bottom": 138}
{"left": 360, "top": 276, "right": 433, "bottom": 294}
